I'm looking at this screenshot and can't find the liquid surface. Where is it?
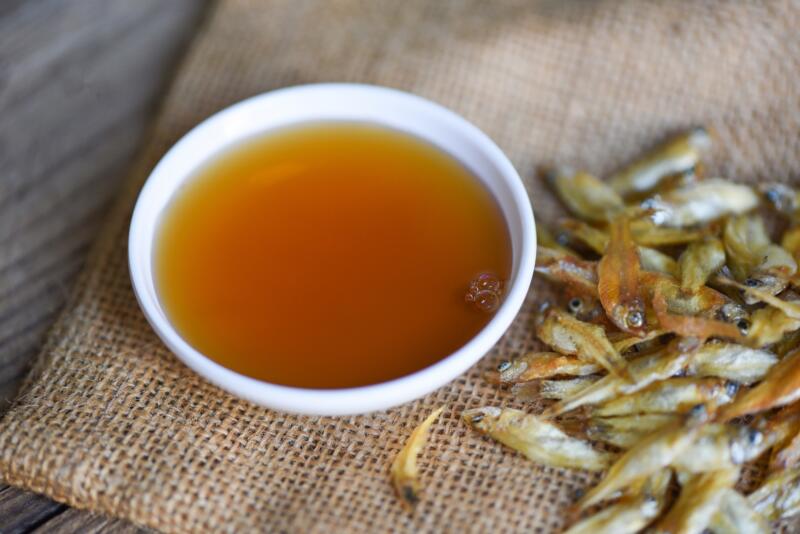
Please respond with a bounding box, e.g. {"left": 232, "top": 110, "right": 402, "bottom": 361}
{"left": 155, "top": 122, "right": 512, "bottom": 388}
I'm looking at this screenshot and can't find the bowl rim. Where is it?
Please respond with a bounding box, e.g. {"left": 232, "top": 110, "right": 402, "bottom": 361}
{"left": 128, "top": 83, "right": 536, "bottom": 416}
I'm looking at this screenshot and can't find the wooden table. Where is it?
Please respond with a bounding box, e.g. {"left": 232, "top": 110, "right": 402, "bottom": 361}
{"left": 0, "top": 1, "right": 209, "bottom": 531}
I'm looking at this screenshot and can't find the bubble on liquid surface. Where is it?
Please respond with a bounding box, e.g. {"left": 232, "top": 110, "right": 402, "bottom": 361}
{"left": 471, "top": 272, "right": 501, "bottom": 293}
{"left": 465, "top": 272, "right": 504, "bottom": 313}
{"left": 474, "top": 290, "right": 500, "bottom": 312}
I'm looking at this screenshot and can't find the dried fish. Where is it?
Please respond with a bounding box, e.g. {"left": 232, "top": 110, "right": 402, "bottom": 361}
{"left": 652, "top": 467, "right": 739, "bottom": 534}
{"left": 782, "top": 225, "right": 800, "bottom": 263}
{"left": 563, "top": 292, "right": 610, "bottom": 326}
{"left": 708, "top": 489, "right": 770, "bottom": 534}
{"left": 565, "top": 493, "right": 661, "bottom": 534}
{"left": 721, "top": 281, "right": 800, "bottom": 347}
{"left": 535, "top": 376, "right": 600, "bottom": 400}
{"left": 560, "top": 219, "right": 679, "bottom": 275}
{"left": 749, "top": 465, "right": 800, "bottom": 521}
{"left": 598, "top": 216, "right": 647, "bottom": 335}
{"left": 547, "top": 338, "right": 699, "bottom": 416}
{"left": 643, "top": 179, "right": 758, "bottom": 228}
{"left": 495, "top": 352, "right": 600, "bottom": 384}
{"left": 762, "top": 182, "right": 800, "bottom": 218}
{"left": 611, "top": 329, "right": 670, "bottom": 354}
{"left": 535, "top": 247, "right": 599, "bottom": 298}
{"left": 716, "top": 301, "right": 750, "bottom": 326}
{"left": 462, "top": 407, "right": 614, "bottom": 471}
{"left": 507, "top": 381, "right": 544, "bottom": 403}
{"left": 638, "top": 247, "right": 680, "bottom": 277}
{"left": 592, "top": 377, "right": 738, "bottom": 417}
{"left": 537, "top": 309, "right": 629, "bottom": 378}
{"left": 686, "top": 342, "right": 777, "bottom": 385}
{"left": 723, "top": 215, "right": 797, "bottom": 303}
{"left": 640, "top": 271, "right": 727, "bottom": 317}
{"left": 468, "top": 130, "right": 800, "bottom": 529}
{"left": 559, "top": 219, "right": 608, "bottom": 254}
{"left": 609, "top": 127, "right": 712, "bottom": 197}
{"left": 765, "top": 402, "right": 800, "bottom": 436}
{"left": 717, "top": 284, "right": 800, "bottom": 340}
{"left": 629, "top": 218, "right": 704, "bottom": 247}
{"left": 564, "top": 470, "right": 671, "bottom": 534}
{"left": 747, "top": 242, "right": 797, "bottom": 292}
{"left": 719, "top": 347, "right": 800, "bottom": 421}
{"left": 678, "top": 236, "right": 726, "bottom": 293}
{"left": 773, "top": 328, "right": 800, "bottom": 357}
{"left": 652, "top": 287, "right": 741, "bottom": 341}
{"left": 744, "top": 305, "right": 800, "bottom": 348}
{"left": 536, "top": 223, "right": 574, "bottom": 256}
{"left": 390, "top": 406, "right": 444, "bottom": 511}
{"left": 545, "top": 376, "right": 626, "bottom": 417}
{"left": 768, "top": 405, "right": 800, "bottom": 471}
{"left": 670, "top": 423, "right": 767, "bottom": 473}
{"left": 587, "top": 413, "right": 681, "bottom": 449}
{"left": 724, "top": 215, "right": 773, "bottom": 279}
{"left": 549, "top": 169, "right": 624, "bottom": 222}
{"left": 579, "top": 405, "right": 709, "bottom": 508}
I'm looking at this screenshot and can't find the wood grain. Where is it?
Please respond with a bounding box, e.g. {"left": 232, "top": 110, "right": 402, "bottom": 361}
{"left": 30, "top": 509, "right": 155, "bottom": 534}
{"left": 0, "top": 0, "right": 208, "bottom": 409}
{"left": 0, "top": 485, "right": 66, "bottom": 534}
{"left": 0, "top": 0, "right": 209, "bottom": 531}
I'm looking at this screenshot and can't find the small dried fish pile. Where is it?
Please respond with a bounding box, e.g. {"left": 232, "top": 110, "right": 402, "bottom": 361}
{"left": 466, "top": 128, "right": 800, "bottom": 533}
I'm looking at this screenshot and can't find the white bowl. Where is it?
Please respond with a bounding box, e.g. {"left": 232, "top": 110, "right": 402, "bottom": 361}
{"left": 129, "top": 83, "right": 536, "bottom": 416}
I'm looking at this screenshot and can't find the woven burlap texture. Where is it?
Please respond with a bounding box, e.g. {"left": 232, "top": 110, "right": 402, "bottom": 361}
{"left": 2, "top": 1, "right": 800, "bottom": 532}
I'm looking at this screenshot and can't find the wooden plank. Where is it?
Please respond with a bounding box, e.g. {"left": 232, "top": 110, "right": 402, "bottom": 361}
{"left": 0, "top": 0, "right": 210, "bottom": 530}
{"left": 30, "top": 508, "right": 156, "bottom": 534}
{"left": 0, "top": 0, "right": 209, "bottom": 410}
{"left": 0, "top": 486, "right": 66, "bottom": 534}
{"left": 0, "top": 1, "right": 30, "bottom": 19}
{"left": 0, "top": 122, "right": 142, "bottom": 247}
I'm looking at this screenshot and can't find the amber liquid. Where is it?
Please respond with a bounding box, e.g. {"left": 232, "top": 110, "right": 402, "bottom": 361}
{"left": 155, "top": 122, "right": 512, "bottom": 388}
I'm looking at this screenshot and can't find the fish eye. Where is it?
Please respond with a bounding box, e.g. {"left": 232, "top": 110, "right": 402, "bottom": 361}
{"left": 403, "top": 486, "right": 420, "bottom": 505}
{"left": 568, "top": 298, "right": 583, "bottom": 313}
{"left": 747, "top": 428, "right": 763, "bottom": 445}
{"left": 766, "top": 188, "right": 781, "bottom": 203}
{"left": 736, "top": 319, "right": 750, "bottom": 334}
{"left": 724, "top": 381, "right": 740, "bottom": 396}
{"left": 626, "top": 310, "right": 644, "bottom": 328}
{"left": 470, "top": 414, "right": 484, "bottom": 424}
{"left": 744, "top": 278, "right": 761, "bottom": 287}
{"left": 497, "top": 361, "right": 512, "bottom": 372}
{"left": 719, "top": 304, "right": 737, "bottom": 322}
{"left": 688, "top": 404, "right": 706, "bottom": 418}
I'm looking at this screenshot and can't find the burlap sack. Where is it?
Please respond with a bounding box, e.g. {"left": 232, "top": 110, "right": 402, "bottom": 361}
{"left": 3, "top": 1, "right": 800, "bottom": 532}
